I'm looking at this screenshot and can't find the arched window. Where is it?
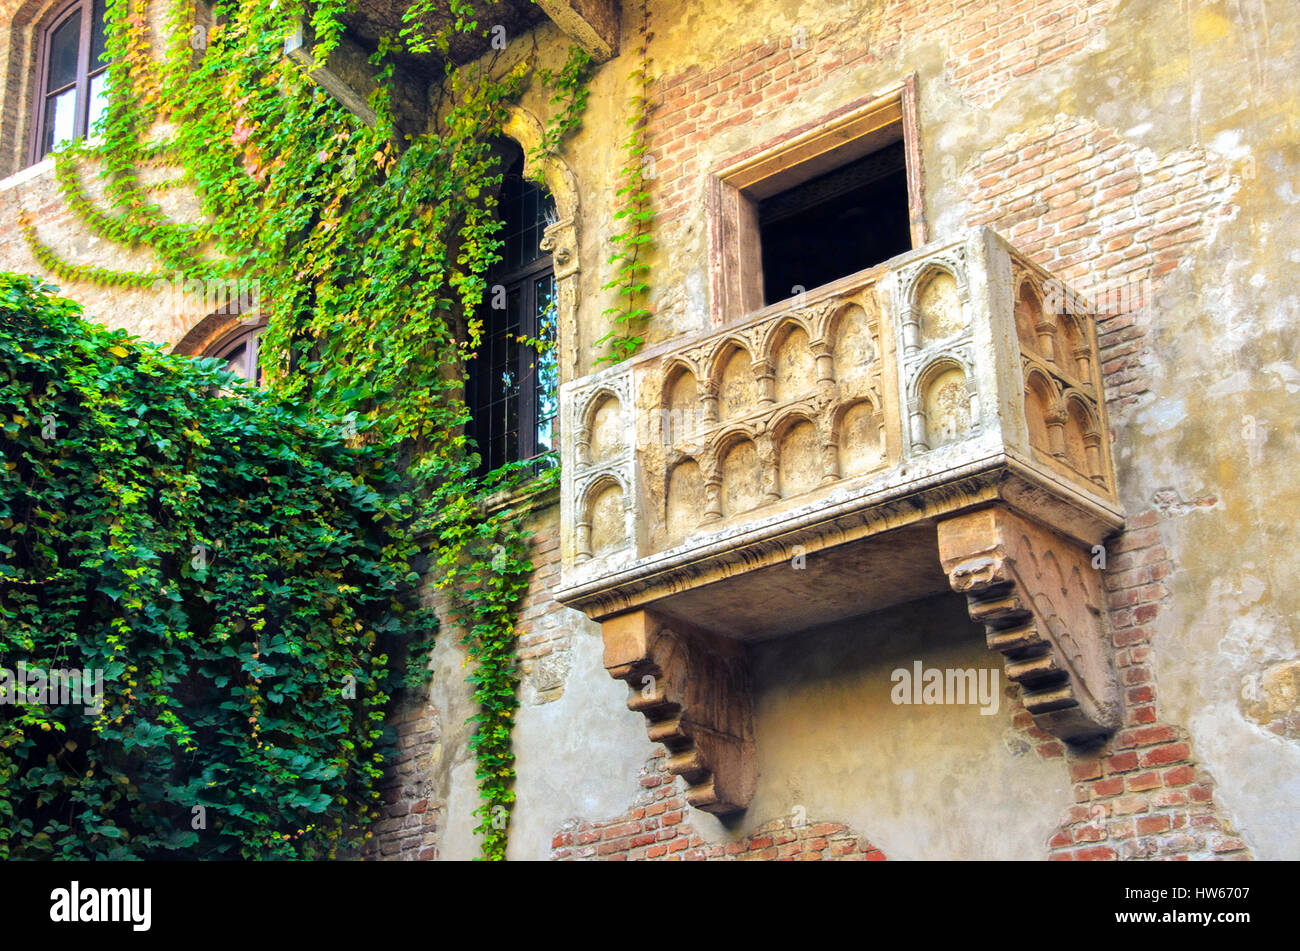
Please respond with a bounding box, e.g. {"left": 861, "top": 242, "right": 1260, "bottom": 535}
{"left": 31, "top": 0, "right": 109, "bottom": 162}
{"left": 208, "top": 322, "right": 265, "bottom": 386}
{"left": 466, "top": 144, "right": 559, "bottom": 474}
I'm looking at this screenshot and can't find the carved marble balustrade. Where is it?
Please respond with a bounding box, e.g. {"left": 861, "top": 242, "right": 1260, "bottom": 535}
{"left": 556, "top": 227, "right": 1125, "bottom": 813}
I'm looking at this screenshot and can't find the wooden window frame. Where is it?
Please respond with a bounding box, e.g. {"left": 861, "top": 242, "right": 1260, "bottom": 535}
{"left": 28, "top": 0, "right": 108, "bottom": 166}
{"left": 467, "top": 161, "right": 560, "bottom": 475}
{"left": 706, "top": 75, "right": 926, "bottom": 326}
{"left": 476, "top": 255, "right": 557, "bottom": 465}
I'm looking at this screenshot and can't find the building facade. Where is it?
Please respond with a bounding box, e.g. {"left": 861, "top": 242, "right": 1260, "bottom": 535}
{"left": 0, "top": 0, "right": 1296, "bottom": 860}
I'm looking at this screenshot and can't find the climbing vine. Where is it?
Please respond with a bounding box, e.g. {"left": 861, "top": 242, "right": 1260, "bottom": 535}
{"left": 530, "top": 44, "right": 594, "bottom": 176}
{"left": 0, "top": 274, "right": 433, "bottom": 859}
{"left": 596, "top": 0, "right": 655, "bottom": 365}
{"left": 10, "top": 0, "right": 604, "bottom": 860}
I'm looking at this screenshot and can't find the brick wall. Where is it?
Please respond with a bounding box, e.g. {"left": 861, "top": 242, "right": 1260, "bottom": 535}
{"left": 963, "top": 116, "right": 1237, "bottom": 422}
{"left": 551, "top": 749, "right": 887, "bottom": 861}
{"left": 1046, "top": 513, "right": 1250, "bottom": 860}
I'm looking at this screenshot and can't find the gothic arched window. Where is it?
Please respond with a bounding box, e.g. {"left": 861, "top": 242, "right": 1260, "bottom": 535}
{"left": 466, "top": 145, "right": 559, "bottom": 474}
{"left": 31, "top": 0, "right": 109, "bottom": 162}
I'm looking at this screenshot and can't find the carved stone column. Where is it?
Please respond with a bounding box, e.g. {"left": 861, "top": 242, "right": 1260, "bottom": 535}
{"left": 1046, "top": 406, "right": 1068, "bottom": 461}
{"left": 901, "top": 303, "right": 921, "bottom": 354}
{"left": 701, "top": 474, "right": 723, "bottom": 523}
{"left": 1072, "top": 343, "right": 1092, "bottom": 381}
{"left": 1034, "top": 318, "right": 1057, "bottom": 363}
{"left": 601, "top": 610, "right": 756, "bottom": 814}
{"left": 576, "top": 518, "right": 593, "bottom": 563}
{"left": 819, "top": 439, "right": 840, "bottom": 484}
{"left": 810, "top": 337, "right": 836, "bottom": 385}
{"left": 1083, "top": 432, "right": 1104, "bottom": 486}
{"left": 700, "top": 379, "right": 720, "bottom": 425}
{"left": 936, "top": 505, "right": 1121, "bottom": 742}
{"left": 756, "top": 431, "right": 780, "bottom": 502}
{"left": 753, "top": 358, "right": 776, "bottom": 406}
{"left": 541, "top": 216, "right": 580, "bottom": 382}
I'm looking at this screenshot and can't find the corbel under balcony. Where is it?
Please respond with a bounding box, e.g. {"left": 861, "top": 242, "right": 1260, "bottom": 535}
{"left": 555, "top": 227, "right": 1126, "bottom": 814}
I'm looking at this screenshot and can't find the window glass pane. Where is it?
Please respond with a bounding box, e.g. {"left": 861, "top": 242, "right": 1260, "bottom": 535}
{"left": 87, "top": 72, "right": 108, "bottom": 137}
{"left": 757, "top": 140, "right": 911, "bottom": 305}
{"left": 498, "top": 157, "right": 557, "bottom": 271}
{"left": 91, "top": 0, "right": 109, "bottom": 67}
{"left": 468, "top": 285, "right": 522, "bottom": 473}
{"left": 44, "top": 88, "right": 78, "bottom": 154}
{"left": 47, "top": 11, "right": 82, "bottom": 92}
{"left": 468, "top": 145, "right": 558, "bottom": 475}
{"left": 533, "top": 275, "right": 558, "bottom": 459}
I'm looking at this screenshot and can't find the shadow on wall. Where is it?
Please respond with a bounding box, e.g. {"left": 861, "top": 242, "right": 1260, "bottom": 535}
{"left": 744, "top": 590, "right": 1072, "bottom": 860}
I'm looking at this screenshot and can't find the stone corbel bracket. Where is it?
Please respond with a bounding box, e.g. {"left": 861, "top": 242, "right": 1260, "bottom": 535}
{"left": 601, "top": 610, "right": 756, "bottom": 814}
{"left": 937, "top": 505, "right": 1122, "bottom": 742}
{"left": 533, "top": 0, "right": 622, "bottom": 63}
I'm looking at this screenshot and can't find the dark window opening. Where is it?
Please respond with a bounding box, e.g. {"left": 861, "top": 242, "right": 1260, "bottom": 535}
{"left": 33, "top": 0, "right": 110, "bottom": 162}
{"left": 758, "top": 139, "right": 912, "bottom": 306}
{"left": 466, "top": 146, "right": 558, "bottom": 476}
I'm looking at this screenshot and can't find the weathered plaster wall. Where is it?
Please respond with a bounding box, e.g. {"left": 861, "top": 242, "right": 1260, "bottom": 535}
{"left": 539, "top": 587, "right": 1074, "bottom": 861}
{"left": 743, "top": 593, "right": 1069, "bottom": 860}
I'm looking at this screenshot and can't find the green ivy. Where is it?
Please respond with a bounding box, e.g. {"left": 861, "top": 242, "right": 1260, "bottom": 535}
{"left": 6, "top": 0, "right": 609, "bottom": 860}
{"left": 0, "top": 274, "right": 435, "bottom": 859}
{"left": 596, "top": 0, "right": 655, "bottom": 365}
{"left": 530, "top": 44, "right": 594, "bottom": 176}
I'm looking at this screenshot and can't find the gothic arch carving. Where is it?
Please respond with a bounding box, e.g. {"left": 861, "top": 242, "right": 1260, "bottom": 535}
{"left": 577, "top": 473, "right": 628, "bottom": 562}
{"left": 502, "top": 105, "right": 579, "bottom": 221}
{"left": 757, "top": 313, "right": 815, "bottom": 365}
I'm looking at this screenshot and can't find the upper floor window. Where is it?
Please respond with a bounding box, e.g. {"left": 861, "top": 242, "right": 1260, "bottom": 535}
{"left": 708, "top": 81, "right": 926, "bottom": 323}
{"left": 466, "top": 144, "right": 559, "bottom": 475}
{"left": 32, "top": 0, "right": 109, "bottom": 162}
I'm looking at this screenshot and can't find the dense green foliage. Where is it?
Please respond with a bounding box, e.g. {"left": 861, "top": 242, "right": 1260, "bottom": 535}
{"left": 0, "top": 274, "right": 434, "bottom": 859}
{"left": 5, "top": 0, "right": 633, "bottom": 858}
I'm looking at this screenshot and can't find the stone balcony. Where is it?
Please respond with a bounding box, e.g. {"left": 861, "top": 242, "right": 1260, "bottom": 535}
{"left": 556, "top": 227, "right": 1125, "bottom": 813}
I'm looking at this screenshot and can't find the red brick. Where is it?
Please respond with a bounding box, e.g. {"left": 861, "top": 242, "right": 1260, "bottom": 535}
{"left": 1162, "top": 765, "right": 1197, "bottom": 787}
{"left": 1070, "top": 760, "right": 1103, "bottom": 782}
{"left": 1136, "top": 814, "right": 1171, "bottom": 835}
{"left": 1127, "top": 771, "right": 1162, "bottom": 792}
{"left": 1074, "top": 846, "right": 1119, "bottom": 861}
{"left": 1106, "top": 751, "right": 1139, "bottom": 773}
{"left": 1131, "top": 725, "right": 1177, "bottom": 746}
{"left": 1091, "top": 777, "right": 1124, "bottom": 797}
{"left": 1139, "top": 743, "right": 1190, "bottom": 768}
